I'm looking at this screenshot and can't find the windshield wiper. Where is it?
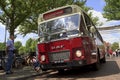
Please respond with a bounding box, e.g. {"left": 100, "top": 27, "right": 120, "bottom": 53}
{"left": 50, "top": 28, "right": 67, "bottom": 35}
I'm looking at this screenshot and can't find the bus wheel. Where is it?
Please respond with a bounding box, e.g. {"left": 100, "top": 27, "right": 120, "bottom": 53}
{"left": 92, "top": 55, "right": 100, "bottom": 71}
{"left": 100, "top": 55, "right": 106, "bottom": 63}
{"left": 41, "top": 69, "right": 47, "bottom": 71}
{"left": 58, "top": 69, "right": 64, "bottom": 74}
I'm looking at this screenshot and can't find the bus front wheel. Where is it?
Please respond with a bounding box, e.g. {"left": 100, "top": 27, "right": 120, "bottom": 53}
{"left": 58, "top": 69, "right": 64, "bottom": 74}
{"left": 92, "top": 54, "right": 100, "bottom": 71}
{"left": 100, "top": 55, "right": 106, "bottom": 63}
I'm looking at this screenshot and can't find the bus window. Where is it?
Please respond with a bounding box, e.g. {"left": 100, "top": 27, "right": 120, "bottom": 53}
{"left": 83, "top": 12, "right": 95, "bottom": 37}
{"left": 79, "top": 16, "right": 87, "bottom": 36}
{"left": 83, "top": 13, "right": 92, "bottom": 30}
{"left": 39, "top": 14, "right": 80, "bottom": 41}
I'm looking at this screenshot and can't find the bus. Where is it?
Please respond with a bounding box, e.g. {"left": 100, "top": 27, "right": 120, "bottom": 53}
{"left": 37, "top": 5, "right": 106, "bottom": 72}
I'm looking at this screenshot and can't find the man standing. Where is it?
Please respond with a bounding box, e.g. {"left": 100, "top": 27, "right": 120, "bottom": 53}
{"left": 5, "top": 35, "right": 15, "bottom": 74}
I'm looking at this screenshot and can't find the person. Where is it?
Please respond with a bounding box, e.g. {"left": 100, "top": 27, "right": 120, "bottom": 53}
{"left": 115, "top": 49, "right": 118, "bottom": 57}
{"left": 5, "top": 35, "right": 15, "bottom": 74}
{"left": 118, "top": 49, "right": 120, "bottom": 56}
{"left": 108, "top": 49, "right": 113, "bottom": 58}
{"left": 112, "top": 51, "right": 116, "bottom": 57}
{"left": 33, "top": 44, "right": 41, "bottom": 72}
{"left": 27, "top": 52, "right": 41, "bottom": 72}
{"left": 31, "top": 56, "right": 41, "bottom": 72}
{"left": 60, "top": 32, "right": 67, "bottom": 38}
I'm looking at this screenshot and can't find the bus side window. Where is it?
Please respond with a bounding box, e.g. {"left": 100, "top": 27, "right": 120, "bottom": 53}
{"left": 83, "top": 12, "right": 94, "bottom": 37}
{"left": 80, "top": 16, "right": 86, "bottom": 35}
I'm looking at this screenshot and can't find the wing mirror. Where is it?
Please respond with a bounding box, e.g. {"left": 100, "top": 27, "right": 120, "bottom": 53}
{"left": 90, "top": 26, "right": 96, "bottom": 33}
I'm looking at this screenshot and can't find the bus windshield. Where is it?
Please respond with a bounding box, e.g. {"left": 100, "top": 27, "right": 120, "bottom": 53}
{"left": 38, "top": 14, "right": 80, "bottom": 41}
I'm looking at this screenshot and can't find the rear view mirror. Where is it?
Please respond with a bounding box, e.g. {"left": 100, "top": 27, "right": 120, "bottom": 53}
{"left": 90, "top": 26, "right": 96, "bottom": 33}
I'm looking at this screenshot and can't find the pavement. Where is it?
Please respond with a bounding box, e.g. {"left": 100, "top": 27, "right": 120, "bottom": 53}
{"left": 0, "top": 66, "right": 41, "bottom": 80}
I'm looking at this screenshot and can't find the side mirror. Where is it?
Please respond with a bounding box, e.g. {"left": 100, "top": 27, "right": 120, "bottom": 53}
{"left": 37, "top": 38, "right": 40, "bottom": 41}
{"left": 90, "top": 26, "right": 96, "bottom": 33}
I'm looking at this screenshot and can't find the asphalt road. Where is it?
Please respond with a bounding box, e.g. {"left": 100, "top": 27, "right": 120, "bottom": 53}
{"left": 26, "top": 57, "right": 120, "bottom": 80}
{"left": 0, "top": 57, "right": 120, "bottom": 80}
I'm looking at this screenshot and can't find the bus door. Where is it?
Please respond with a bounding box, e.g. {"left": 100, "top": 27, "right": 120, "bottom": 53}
{"left": 80, "top": 15, "right": 91, "bottom": 64}
{"left": 82, "top": 13, "right": 97, "bottom": 63}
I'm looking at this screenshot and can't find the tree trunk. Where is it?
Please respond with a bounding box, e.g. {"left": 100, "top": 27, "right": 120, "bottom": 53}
{"left": 9, "top": 17, "right": 15, "bottom": 36}
{"left": 9, "top": 25, "right": 15, "bottom": 36}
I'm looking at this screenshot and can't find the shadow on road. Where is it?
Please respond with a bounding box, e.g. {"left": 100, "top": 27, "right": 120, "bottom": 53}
{"left": 0, "top": 66, "right": 42, "bottom": 80}
{"left": 44, "top": 61, "right": 120, "bottom": 79}
{"left": 0, "top": 60, "right": 120, "bottom": 80}
{"left": 0, "top": 66, "right": 53, "bottom": 80}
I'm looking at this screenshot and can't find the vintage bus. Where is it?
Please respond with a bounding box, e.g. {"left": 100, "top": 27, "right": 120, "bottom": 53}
{"left": 37, "top": 5, "right": 106, "bottom": 72}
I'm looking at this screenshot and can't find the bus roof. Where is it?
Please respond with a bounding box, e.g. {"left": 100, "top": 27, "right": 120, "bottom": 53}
{"left": 38, "top": 5, "right": 82, "bottom": 24}
{"left": 43, "top": 5, "right": 79, "bottom": 15}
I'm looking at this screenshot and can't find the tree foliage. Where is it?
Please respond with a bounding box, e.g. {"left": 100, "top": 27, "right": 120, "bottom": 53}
{"left": 0, "top": 0, "right": 43, "bottom": 36}
{"left": 25, "top": 38, "right": 37, "bottom": 53}
{"left": 12, "top": 38, "right": 38, "bottom": 55}
{"left": 30, "top": 39, "right": 37, "bottom": 52}
{"left": 25, "top": 38, "right": 33, "bottom": 53}
{"left": 111, "top": 42, "right": 119, "bottom": 51}
{"left": 88, "top": 12, "right": 100, "bottom": 26}
{"left": 14, "top": 41, "right": 22, "bottom": 50}
{"left": 103, "top": 0, "right": 120, "bottom": 20}
{"left": 0, "top": 42, "right": 5, "bottom": 50}
{"left": 18, "top": 38, "right": 37, "bottom": 55}
{"left": 19, "top": 46, "right": 26, "bottom": 55}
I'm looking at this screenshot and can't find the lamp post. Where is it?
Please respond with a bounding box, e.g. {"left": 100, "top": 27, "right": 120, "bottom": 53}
{"left": 119, "top": 41, "right": 120, "bottom": 49}
{"left": 4, "top": 17, "right": 10, "bottom": 44}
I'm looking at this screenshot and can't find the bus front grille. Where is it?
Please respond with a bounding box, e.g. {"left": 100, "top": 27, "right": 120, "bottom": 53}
{"left": 49, "top": 51, "right": 70, "bottom": 62}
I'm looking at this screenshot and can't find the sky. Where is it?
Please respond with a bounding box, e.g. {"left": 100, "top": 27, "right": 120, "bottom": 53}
{"left": 86, "top": 0, "right": 120, "bottom": 43}
{"left": 86, "top": 0, "right": 105, "bottom": 12}
{"left": 0, "top": 0, "right": 120, "bottom": 45}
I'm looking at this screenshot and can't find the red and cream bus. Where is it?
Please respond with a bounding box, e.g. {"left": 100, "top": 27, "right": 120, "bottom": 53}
{"left": 37, "top": 5, "right": 106, "bottom": 72}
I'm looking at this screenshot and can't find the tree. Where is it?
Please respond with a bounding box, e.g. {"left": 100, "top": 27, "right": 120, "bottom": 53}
{"left": 14, "top": 41, "right": 22, "bottom": 50}
{"left": 103, "top": 0, "right": 120, "bottom": 20}
{"left": 25, "top": 38, "right": 37, "bottom": 53}
{"left": 0, "top": 0, "right": 43, "bottom": 36}
{"left": 0, "top": 42, "right": 5, "bottom": 50}
{"left": 111, "top": 42, "right": 119, "bottom": 51}
{"left": 88, "top": 12, "right": 100, "bottom": 26}
{"left": 19, "top": 46, "right": 26, "bottom": 55}
{"left": 18, "top": 38, "right": 37, "bottom": 54}
{"left": 30, "top": 39, "right": 37, "bottom": 52}
{"left": 25, "top": 38, "right": 33, "bottom": 53}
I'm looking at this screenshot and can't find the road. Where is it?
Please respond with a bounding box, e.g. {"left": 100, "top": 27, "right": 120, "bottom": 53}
{"left": 0, "top": 57, "right": 120, "bottom": 80}
{"left": 27, "top": 57, "right": 120, "bottom": 80}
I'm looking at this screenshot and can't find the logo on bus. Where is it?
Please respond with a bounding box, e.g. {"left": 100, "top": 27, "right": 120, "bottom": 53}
{"left": 51, "top": 45, "right": 64, "bottom": 50}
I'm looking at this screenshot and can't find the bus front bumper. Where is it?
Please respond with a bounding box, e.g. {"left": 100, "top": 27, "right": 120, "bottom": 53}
{"left": 40, "top": 60, "right": 86, "bottom": 70}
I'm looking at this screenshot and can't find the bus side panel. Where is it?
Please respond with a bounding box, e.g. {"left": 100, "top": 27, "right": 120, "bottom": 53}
{"left": 81, "top": 37, "right": 98, "bottom": 64}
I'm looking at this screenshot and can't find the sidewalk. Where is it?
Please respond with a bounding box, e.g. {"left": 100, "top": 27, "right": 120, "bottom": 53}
{"left": 0, "top": 66, "right": 41, "bottom": 80}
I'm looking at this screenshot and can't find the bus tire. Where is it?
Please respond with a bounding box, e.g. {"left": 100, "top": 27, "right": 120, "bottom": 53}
{"left": 58, "top": 69, "right": 64, "bottom": 74}
{"left": 41, "top": 69, "right": 47, "bottom": 71}
{"left": 100, "top": 55, "right": 106, "bottom": 63}
{"left": 92, "top": 53, "right": 100, "bottom": 71}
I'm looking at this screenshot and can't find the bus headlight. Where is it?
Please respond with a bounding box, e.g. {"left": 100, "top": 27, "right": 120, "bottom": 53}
{"left": 75, "top": 50, "right": 82, "bottom": 57}
{"left": 41, "top": 55, "right": 45, "bottom": 61}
